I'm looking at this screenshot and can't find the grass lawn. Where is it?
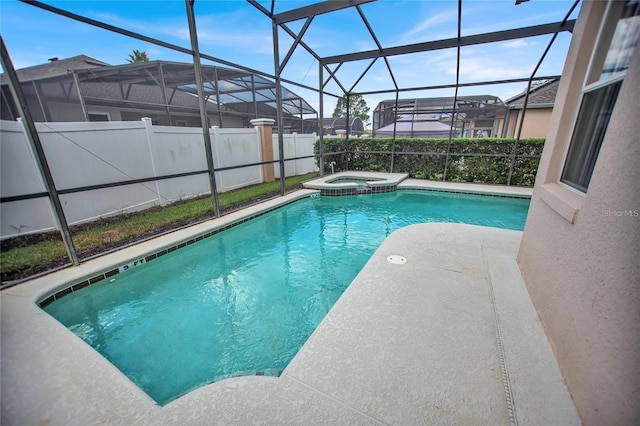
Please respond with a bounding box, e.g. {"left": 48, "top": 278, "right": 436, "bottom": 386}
{"left": 1, "top": 173, "right": 318, "bottom": 282}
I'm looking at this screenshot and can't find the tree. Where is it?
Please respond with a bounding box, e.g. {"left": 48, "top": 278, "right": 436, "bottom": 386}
{"left": 126, "top": 50, "right": 150, "bottom": 63}
{"left": 332, "top": 94, "right": 370, "bottom": 127}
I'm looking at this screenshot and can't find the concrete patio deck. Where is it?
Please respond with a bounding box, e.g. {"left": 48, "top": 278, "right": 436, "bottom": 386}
{"left": 1, "top": 183, "right": 579, "bottom": 425}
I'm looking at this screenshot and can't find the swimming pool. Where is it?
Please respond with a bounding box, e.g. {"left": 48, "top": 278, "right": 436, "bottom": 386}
{"left": 43, "top": 190, "right": 529, "bottom": 405}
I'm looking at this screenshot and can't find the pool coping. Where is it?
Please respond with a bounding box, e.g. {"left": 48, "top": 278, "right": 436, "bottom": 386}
{"left": 303, "top": 171, "right": 409, "bottom": 196}
{"left": 398, "top": 178, "right": 533, "bottom": 198}
{"left": 1, "top": 181, "right": 573, "bottom": 426}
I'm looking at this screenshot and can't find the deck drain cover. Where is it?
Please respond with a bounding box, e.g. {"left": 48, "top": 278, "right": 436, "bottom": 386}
{"left": 387, "top": 255, "right": 407, "bottom": 265}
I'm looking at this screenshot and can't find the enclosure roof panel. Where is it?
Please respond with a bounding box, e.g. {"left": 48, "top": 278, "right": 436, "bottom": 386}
{"left": 2, "top": 57, "right": 317, "bottom": 118}
{"left": 375, "top": 96, "right": 506, "bottom": 112}
{"left": 375, "top": 119, "right": 458, "bottom": 134}
{"left": 73, "top": 61, "right": 315, "bottom": 116}
{"left": 4, "top": 0, "right": 581, "bottom": 126}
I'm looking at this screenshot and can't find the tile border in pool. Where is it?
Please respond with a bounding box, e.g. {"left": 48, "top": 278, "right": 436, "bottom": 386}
{"left": 397, "top": 178, "right": 533, "bottom": 199}
{"left": 400, "top": 187, "right": 531, "bottom": 199}
{"left": 303, "top": 172, "right": 533, "bottom": 198}
{"left": 35, "top": 181, "right": 532, "bottom": 308}
{"left": 319, "top": 184, "right": 398, "bottom": 196}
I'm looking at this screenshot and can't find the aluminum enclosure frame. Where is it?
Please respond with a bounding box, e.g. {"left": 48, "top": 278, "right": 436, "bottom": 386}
{"left": 247, "top": 0, "right": 578, "bottom": 177}
{"left": 4, "top": 0, "right": 579, "bottom": 275}
{"left": 17, "top": 0, "right": 579, "bottom": 159}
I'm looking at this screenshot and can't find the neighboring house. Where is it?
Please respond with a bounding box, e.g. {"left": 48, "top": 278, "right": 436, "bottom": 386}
{"left": 503, "top": 79, "right": 560, "bottom": 138}
{"left": 517, "top": 1, "right": 639, "bottom": 424}
{"left": 322, "top": 116, "right": 364, "bottom": 136}
{"left": 0, "top": 55, "right": 107, "bottom": 122}
{"left": 372, "top": 96, "right": 507, "bottom": 138}
{"left": 293, "top": 116, "right": 364, "bottom": 137}
{"left": 0, "top": 55, "right": 317, "bottom": 130}
{"left": 373, "top": 113, "right": 462, "bottom": 138}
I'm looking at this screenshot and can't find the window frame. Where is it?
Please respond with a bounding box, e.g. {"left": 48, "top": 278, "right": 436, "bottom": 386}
{"left": 87, "top": 111, "right": 111, "bottom": 122}
{"left": 559, "top": 0, "right": 636, "bottom": 193}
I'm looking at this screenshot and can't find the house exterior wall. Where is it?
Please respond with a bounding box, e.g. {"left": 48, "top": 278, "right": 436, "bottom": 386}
{"left": 505, "top": 107, "right": 553, "bottom": 138}
{"left": 505, "top": 110, "right": 517, "bottom": 137}
{"left": 517, "top": 1, "right": 640, "bottom": 425}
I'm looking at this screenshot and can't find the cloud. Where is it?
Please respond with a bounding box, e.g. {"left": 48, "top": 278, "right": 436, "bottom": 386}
{"left": 458, "top": 57, "right": 531, "bottom": 80}
{"left": 461, "top": 7, "right": 567, "bottom": 36}
{"left": 90, "top": 11, "right": 273, "bottom": 56}
{"left": 502, "top": 39, "right": 528, "bottom": 49}
{"left": 402, "top": 9, "right": 458, "bottom": 39}
{"left": 414, "top": 48, "right": 531, "bottom": 81}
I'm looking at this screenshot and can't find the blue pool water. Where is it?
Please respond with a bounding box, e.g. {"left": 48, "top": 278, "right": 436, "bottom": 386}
{"left": 328, "top": 177, "right": 382, "bottom": 186}
{"left": 44, "top": 191, "right": 529, "bottom": 405}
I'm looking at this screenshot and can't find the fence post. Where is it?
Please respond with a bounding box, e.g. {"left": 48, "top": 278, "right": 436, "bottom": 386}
{"left": 334, "top": 130, "right": 346, "bottom": 171}
{"left": 292, "top": 132, "right": 298, "bottom": 176}
{"left": 141, "top": 117, "right": 164, "bottom": 206}
{"left": 250, "top": 118, "right": 276, "bottom": 183}
{"left": 210, "top": 125, "right": 224, "bottom": 192}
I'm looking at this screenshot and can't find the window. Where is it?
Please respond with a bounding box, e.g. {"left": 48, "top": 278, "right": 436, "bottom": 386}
{"left": 88, "top": 112, "right": 110, "bottom": 122}
{"left": 561, "top": 0, "right": 639, "bottom": 192}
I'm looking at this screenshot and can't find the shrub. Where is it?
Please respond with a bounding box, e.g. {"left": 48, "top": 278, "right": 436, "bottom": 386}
{"left": 315, "top": 137, "right": 544, "bottom": 187}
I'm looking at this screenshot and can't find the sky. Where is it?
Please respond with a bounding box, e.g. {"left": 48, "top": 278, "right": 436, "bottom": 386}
{"left": 0, "top": 0, "right": 582, "bottom": 120}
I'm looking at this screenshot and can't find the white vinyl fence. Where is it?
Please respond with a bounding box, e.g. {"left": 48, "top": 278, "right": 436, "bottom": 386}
{"left": 273, "top": 132, "right": 317, "bottom": 178}
{"left": 0, "top": 118, "right": 318, "bottom": 239}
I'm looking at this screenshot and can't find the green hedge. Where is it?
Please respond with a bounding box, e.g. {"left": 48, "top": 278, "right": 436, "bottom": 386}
{"left": 315, "top": 137, "right": 544, "bottom": 187}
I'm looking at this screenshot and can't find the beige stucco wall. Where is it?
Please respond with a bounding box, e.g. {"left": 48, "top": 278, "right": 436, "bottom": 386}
{"left": 517, "top": 1, "right": 640, "bottom": 425}
{"left": 505, "top": 107, "right": 553, "bottom": 138}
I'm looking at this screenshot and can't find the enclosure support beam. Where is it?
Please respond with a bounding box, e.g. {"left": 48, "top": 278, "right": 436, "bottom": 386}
{"left": 390, "top": 92, "right": 399, "bottom": 172}
{"left": 279, "top": 16, "right": 313, "bottom": 74}
{"left": 0, "top": 36, "right": 79, "bottom": 266}
{"left": 22, "top": 0, "right": 324, "bottom": 99}
{"left": 72, "top": 71, "right": 90, "bottom": 122}
{"left": 272, "top": 20, "right": 287, "bottom": 195}
{"left": 273, "top": 0, "right": 375, "bottom": 25}
{"left": 322, "top": 20, "right": 575, "bottom": 64}
{"left": 345, "top": 93, "right": 350, "bottom": 171}
{"left": 443, "top": 0, "right": 463, "bottom": 183}
{"left": 506, "top": 32, "right": 558, "bottom": 185}
{"left": 319, "top": 62, "right": 325, "bottom": 176}
{"left": 32, "top": 81, "right": 52, "bottom": 122}
{"left": 214, "top": 67, "right": 224, "bottom": 127}
{"left": 186, "top": 0, "right": 220, "bottom": 217}
{"left": 158, "top": 63, "right": 173, "bottom": 126}
{"left": 506, "top": 0, "right": 580, "bottom": 186}
{"left": 251, "top": 74, "right": 258, "bottom": 120}
{"left": 249, "top": 0, "right": 345, "bottom": 98}
{"left": 355, "top": 75, "right": 561, "bottom": 97}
